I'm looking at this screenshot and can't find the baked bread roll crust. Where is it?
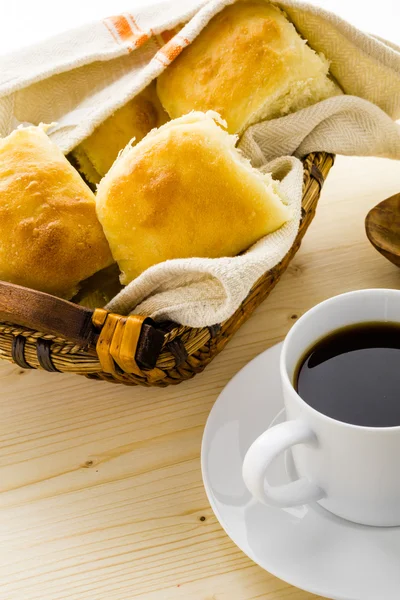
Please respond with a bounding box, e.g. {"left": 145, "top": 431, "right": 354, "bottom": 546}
{"left": 96, "top": 111, "right": 290, "bottom": 284}
{"left": 72, "top": 81, "right": 168, "bottom": 185}
{"left": 0, "top": 126, "right": 113, "bottom": 298}
{"left": 157, "top": 0, "right": 339, "bottom": 134}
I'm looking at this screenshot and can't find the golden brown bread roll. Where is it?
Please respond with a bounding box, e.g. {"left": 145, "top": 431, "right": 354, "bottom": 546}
{"left": 71, "top": 81, "right": 168, "bottom": 185}
{"left": 0, "top": 126, "right": 114, "bottom": 298}
{"left": 157, "top": 0, "right": 339, "bottom": 134}
{"left": 96, "top": 111, "right": 290, "bottom": 284}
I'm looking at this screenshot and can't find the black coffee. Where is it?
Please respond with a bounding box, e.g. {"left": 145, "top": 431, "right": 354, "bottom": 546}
{"left": 294, "top": 322, "right": 400, "bottom": 427}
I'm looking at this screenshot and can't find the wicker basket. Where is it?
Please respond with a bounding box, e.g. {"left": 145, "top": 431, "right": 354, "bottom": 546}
{"left": 0, "top": 152, "right": 334, "bottom": 387}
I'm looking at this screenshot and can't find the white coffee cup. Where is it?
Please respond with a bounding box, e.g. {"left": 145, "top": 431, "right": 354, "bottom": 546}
{"left": 242, "top": 289, "right": 400, "bottom": 527}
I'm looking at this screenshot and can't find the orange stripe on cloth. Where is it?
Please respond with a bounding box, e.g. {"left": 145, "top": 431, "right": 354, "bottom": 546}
{"left": 154, "top": 25, "right": 183, "bottom": 50}
{"left": 125, "top": 13, "right": 150, "bottom": 47}
{"left": 155, "top": 34, "right": 190, "bottom": 66}
{"left": 126, "top": 13, "right": 141, "bottom": 33}
{"left": 103, "top": 19, "right": 120, "bottom": 45}
{"left": 161, "top": 28, "right": 177, "bottom": 44}
{"left": 103, "top": 14, "right": 150, "bottom": 50}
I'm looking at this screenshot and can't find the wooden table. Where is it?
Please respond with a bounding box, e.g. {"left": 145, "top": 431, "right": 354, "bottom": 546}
{"left": 1, "top": 154, "right": 400, "bottom": 600}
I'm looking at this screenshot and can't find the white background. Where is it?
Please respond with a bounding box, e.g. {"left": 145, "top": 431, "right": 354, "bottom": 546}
{"left": 0, "top": 0, "right": 398, "bottom": 55}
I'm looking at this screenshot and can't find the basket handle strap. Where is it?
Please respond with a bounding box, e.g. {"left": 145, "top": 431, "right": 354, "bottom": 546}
{"left": 0, "top": 281, "right": 164, "bottom": 370}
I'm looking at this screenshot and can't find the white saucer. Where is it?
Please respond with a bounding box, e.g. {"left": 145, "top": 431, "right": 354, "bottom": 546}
{"left": 201, "top": 343, "right": 400, "bottom": 600}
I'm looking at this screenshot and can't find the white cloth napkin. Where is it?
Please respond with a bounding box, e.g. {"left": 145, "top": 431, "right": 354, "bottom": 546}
{"left": 0, "top": 0, "right": 400, "bottom": 327}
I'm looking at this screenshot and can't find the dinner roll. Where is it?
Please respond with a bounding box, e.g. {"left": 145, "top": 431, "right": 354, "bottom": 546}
{"left": 96, "top": 111, "right": 290, "bottom": 284}
{"left": 157, "top": 0, "right": 339, "bottom": 134}
{"left": 0, "top": 126, "right": 114, "bottom": 298}
{"left": 71, "top": 81, "right": 168, "bottom": 185}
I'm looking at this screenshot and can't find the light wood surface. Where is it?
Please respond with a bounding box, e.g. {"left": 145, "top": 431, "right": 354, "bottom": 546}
{"left": 1, "top": 154, "right": 400, "bottom": 600}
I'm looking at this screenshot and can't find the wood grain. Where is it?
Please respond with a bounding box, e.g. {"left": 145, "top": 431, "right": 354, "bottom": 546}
{"left": 1, "top": 154, "right": 400, "bottom": 600}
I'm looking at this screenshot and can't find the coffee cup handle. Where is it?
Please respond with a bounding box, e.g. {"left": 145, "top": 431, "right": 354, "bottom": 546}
{"left": 242, "top": 420, "right": 324, "bottom": 507}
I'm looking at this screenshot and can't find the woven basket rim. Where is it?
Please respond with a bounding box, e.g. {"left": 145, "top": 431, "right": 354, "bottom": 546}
{"left": 0, "top": 151, "right": 335, "bottom": 386}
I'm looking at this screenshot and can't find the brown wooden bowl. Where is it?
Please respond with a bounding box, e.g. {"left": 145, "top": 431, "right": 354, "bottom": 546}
{"left": 365, "top": 193, "right": 400, "bottom": 268}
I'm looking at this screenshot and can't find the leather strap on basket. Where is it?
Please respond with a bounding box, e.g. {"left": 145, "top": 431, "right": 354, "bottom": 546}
{"left": 0, "top": 281, "right": 96, "bottom": 346}
{"left": 93, "top": 309, "right": 165, "bottom": 376}
{"left": 310, "top": 164, "right": 325, "bottom": 190}
{"left": 36, "top": 339, "right": 60, "bottom": 372}
{"left": 0, "top": 281, "right": 165, "bottom": 373}
{"left": 12, "top": 336, "right": 33, "bottom": 370}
